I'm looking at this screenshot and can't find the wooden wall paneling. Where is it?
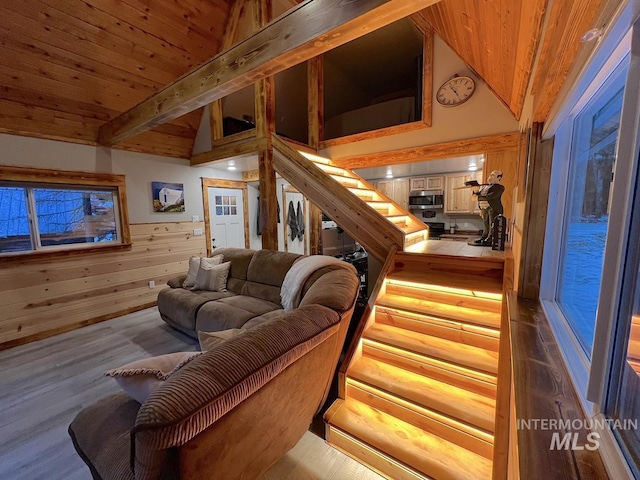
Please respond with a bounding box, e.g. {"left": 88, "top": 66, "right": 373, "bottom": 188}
{"left": 0, "top": 222, "right": 206, "bottom": 349}
{"left": 333, "top": 132, "right": 519, "bottom": 169}
{"left": 531, "top": 0, "right": 608, "bottom": 122}
{"left": 201, "top": 178, "right": 251, "bottom": 255}
{"left": 484, "top": 150, "right": 518, "bottom": 221}
{"left": 97, "top": 0, "right": 442, "bottom": 145}
{"left": 517, "top": 124, "right": 552, "bottom": 299}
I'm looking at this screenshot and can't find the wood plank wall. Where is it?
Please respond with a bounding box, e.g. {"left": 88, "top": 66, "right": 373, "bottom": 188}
{"left": 0, "top": 221, "right": 206, "bottom": 349}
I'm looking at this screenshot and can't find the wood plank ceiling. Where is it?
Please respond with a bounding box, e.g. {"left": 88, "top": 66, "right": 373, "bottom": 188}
{"left": 418, "top": 0, "right": 547, "bottom": 120}
{"left": 0, "top": 0, "right": 230, "bottom": 158}
{"left": 0, "top": 0, "right": 609, "bottom": 158}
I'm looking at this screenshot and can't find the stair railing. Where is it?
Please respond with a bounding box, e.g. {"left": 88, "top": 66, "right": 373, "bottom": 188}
{"left": 272, "top": 133, "right": 404, "bottom": 262}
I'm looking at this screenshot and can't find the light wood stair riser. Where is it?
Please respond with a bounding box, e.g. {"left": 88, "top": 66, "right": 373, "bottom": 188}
{"left": 375, "top": 306, "right": 500, "bottom": 352}
{"left": 330, "top": 174, "right": 364, "bottom": 188}
{"left": 348, "top": 356, "right": 496, "bottom": 433}
{"left": 385, "top": 282, "right": 502, "bottom": 314}
{"left": 377, "top": 293, "right": 501, "bottom": 330}
{"left": 362, "top": 341, "right": 497, "bottom": 399}
{"left": 313, "top": 162, "right": 355, "bottom": 176}
{"left": 364, "top": 322, "right": 499, "bottom": 375}
{"left": 346, "top": 380, "right": 494, "bottom": 460}
{"left": 390, "top": 254, "right": 505, "bottom": 295}
{"left": 326, "top": 399, "right": 493, "bottom": 480}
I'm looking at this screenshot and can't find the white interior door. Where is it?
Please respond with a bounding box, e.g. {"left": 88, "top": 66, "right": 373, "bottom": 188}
{"left": 208, "top": 187, "right": 245, "bottom": 249}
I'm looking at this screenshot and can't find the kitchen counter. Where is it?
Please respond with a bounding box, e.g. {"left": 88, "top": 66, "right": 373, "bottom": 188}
{"left": 439, "top": 232, "right": 482, "bottom": 242}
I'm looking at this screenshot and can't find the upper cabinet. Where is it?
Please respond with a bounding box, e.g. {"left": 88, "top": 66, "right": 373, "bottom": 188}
{"left": 444, "top": 171, "right": 482, "bottom": 214}
{"left": 374, "top": 178, "right": 409, "bottom": 210}
{"left": 410, "top": 176, "right": 444, "bottom": 191}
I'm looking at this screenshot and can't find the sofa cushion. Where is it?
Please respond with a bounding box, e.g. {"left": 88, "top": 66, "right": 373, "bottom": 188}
{"left": 157, "top": 288, "right": 234, "bottom": 332}
{"left": 105, "top": 352, "right": 202, "bottom": 404}
{"left": 198, "top": 328, "right": 243, "bottom": 351}
{"left": 210, "top": 247, "right": 255, "bottom": 282}
{"left": 192, "top": 261, "right": 231, "bottom": 292}
{"left": 241, "top": 309, "right": 285, "bottom": 331}
{"left": 69, "top": 393, "right": 140, "bottom": 480}
{"left": 299, "top": 268, "right": 360, "bottom": 312}
{"left": 195, "top": 295, "right": 281, "bottom": 332}
{"left": 239, "top": 280, "right": 282, "bottom": 306}
{"left": 184, "top": 255, "right": 223, "bottom": 289}
{"left": 246, "top": 249, "right": 301, "bottom": 287}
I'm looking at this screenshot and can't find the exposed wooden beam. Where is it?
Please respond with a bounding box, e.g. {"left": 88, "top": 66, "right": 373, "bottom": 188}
{"left": 332, "top": 132, "right": 520, "bottom": 169}
{"left": 191, "top": 137, "right": 267, "bottom": 166}
{"left": 98, "top": 0, "right": 442, "bottom": 146}
{"left": 242, "top": 170, "right": 260, "bottom": 182}
{"left": 308, "top": 56, "right": 324, "bottom": 149}
{"left": 209, "top": 101, "right": 224, "bottom": 142}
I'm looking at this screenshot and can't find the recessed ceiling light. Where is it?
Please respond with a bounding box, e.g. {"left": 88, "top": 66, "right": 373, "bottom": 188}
{"left": 227, "top": 160, "right": 236, "bottom": 171}
{"left": 385, "top": 167, "right": 393, "bottom": 179}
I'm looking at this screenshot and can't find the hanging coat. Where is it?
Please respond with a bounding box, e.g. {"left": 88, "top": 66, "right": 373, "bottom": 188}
{"left": 287, "top": 200, "right": 297, "bottom": 241}
{"left": 256, "top": 196, "right": 281, "bottom": 236}
{"left": 295, "top": 201, "right": 305, "bottom": 240}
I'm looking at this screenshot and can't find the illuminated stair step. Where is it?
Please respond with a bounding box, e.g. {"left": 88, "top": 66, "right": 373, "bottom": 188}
{"left": 329, "top": 174, "right": 364, "bottom": 188}
{"left": 313, "top": 162, "right": 356, "bottom": 176}
{"left": 348, "top": 356, "right": 496, "bottom": 433}
{"left": 345, "top": 379, "right": 494, "bottom": 459}
{"left": 348, "top": 187, "right": 376, "bottom": 200}
{"left": 364, "top": 322, "right": 498, "bottom": 375}
{"left": 362, "top": 340, "right": 497, "bottom": 399}
{"left": 326, "top": 399, "right": 493, "bottom": 480}
{"left": 374, "top": 305, "right": 499, "bottom": 352}
{"left": 377, "top": 293, "right": 501, "bottom": 330}
{"left": 390, "top": 254, "right": 504, "bottom": 293}
{"left": 386, "top": 215, "right": 409, "bottom": 225}
{"left": 385, "top": 280, "right": 502, "bottom": 313}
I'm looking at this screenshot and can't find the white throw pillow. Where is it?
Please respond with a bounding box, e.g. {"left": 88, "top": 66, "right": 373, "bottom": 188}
{"left": 105, "top": 351, "right": 202, "bottom": 403}
{"left": 183, "top": 255, "right": 223, "bottom": 288}
{"left": 197, "top": 328, "right": 242, "bottom": 352}
{"left": 192, "top": 261, "right": 231, "bottom": 292}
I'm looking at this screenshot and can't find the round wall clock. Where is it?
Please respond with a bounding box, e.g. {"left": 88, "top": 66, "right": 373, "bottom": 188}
{"left": 436, "top": 75, "right": 476, "bottom": 107}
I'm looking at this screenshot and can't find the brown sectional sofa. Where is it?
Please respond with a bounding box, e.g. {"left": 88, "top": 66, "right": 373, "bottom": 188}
{"left": 157, "top": 247, "right": 351, "bottom": 337}
{"left": 69, "top": 248, "right": 360, "bottom": 480}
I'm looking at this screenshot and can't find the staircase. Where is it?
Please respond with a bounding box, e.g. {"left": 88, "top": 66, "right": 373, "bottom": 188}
{"left": 271, "top": 134, "right": 429, "bottom": 261}
{"left": 325, "top": 251, "right": 504, "bottom": 480}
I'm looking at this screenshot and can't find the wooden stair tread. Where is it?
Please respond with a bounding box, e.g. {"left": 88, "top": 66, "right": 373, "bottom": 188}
{"left": 350, "top": 353, "right": 496, "bottom": 433}
{"left": 378, "top": 293, "right": 501, "bottom": 329}
{"left": 326, "top": 398, "right": 493, "bottom": 480}
{"left": 366, "top": 318, "right": 499, "bottom": 371}
{"left": 387, "top": 269, "right": 503, "bottom": 295}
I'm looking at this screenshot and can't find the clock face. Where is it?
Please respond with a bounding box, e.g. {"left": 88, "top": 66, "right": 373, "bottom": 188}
{"left": 436, "top": 76, "right": 475, "bottom": 107}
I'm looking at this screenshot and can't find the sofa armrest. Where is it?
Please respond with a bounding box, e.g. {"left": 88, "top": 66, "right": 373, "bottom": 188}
{"left": 166, "top": 275, "right": 186, "bottom": 289}
{"left": 131, "top": 305, "right": 341, "bottom": 479}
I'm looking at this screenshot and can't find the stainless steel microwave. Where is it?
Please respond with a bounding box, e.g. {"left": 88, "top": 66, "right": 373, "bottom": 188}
{"left": 408, "top": 190, "right": 444, "bottom": 210}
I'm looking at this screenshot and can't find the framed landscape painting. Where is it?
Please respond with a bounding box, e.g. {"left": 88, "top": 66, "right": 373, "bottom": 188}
{"left": 152, "top": 181, "right": 185, "bottom": 212}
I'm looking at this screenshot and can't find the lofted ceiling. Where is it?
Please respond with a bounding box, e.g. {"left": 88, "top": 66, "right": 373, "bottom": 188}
{"left": 0, "top": 0, "right": 610, "bottom": 160}
{"left": 0, "top": 0, "right": 231, "bottom": 158}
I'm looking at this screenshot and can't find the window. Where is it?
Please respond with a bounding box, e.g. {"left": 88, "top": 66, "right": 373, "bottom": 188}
{"left": 557, "top": 63, "right": 627, "bottom": 353}
{"left": 0, "top": 166, "right": 129, "bottom": 256}
{"left": 214, "top": 195, "right": 238, "bottom": 216}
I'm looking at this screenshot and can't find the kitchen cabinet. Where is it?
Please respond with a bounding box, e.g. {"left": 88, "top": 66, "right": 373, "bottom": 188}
{"left": 409, "top": 176, "right": 444, "bottom": 191}
{"left": 374, "top": 178, "right": 409, "bottom": 209}
{"left": 445, "top": 171, "right": 482, "bottom": 214}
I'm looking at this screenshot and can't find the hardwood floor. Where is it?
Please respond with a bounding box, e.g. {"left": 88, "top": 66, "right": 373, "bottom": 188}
{"left": 0, "top": 307, "right": 383, "bottom": 480}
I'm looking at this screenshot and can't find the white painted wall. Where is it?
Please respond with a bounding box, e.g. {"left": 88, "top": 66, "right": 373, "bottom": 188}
{"left": 322, "top": 35, "right": 519, "bottom": 159}
{"left": 0, "top": 133, "right": 241, "bottom": 224}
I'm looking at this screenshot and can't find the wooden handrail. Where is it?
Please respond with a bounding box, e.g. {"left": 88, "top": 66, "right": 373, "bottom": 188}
{"left": 271, "top": 134, "right": 404, "bottom": 262}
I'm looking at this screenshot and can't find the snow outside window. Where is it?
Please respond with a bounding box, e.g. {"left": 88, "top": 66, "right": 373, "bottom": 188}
{"left": 557, "top": 62, "right": 628, "bottom": 354}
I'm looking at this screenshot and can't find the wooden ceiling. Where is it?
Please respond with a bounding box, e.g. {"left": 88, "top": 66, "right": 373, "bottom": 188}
{"left": 0, "top": 0, "right": 613, "bottom": 158}
{"left": 0, "top": 0, "right": 230, "bottom": 158}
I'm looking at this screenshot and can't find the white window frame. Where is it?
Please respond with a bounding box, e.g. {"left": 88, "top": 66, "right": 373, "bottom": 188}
{"left": 540, "top": 4, "right": 640, "bottom": 477}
